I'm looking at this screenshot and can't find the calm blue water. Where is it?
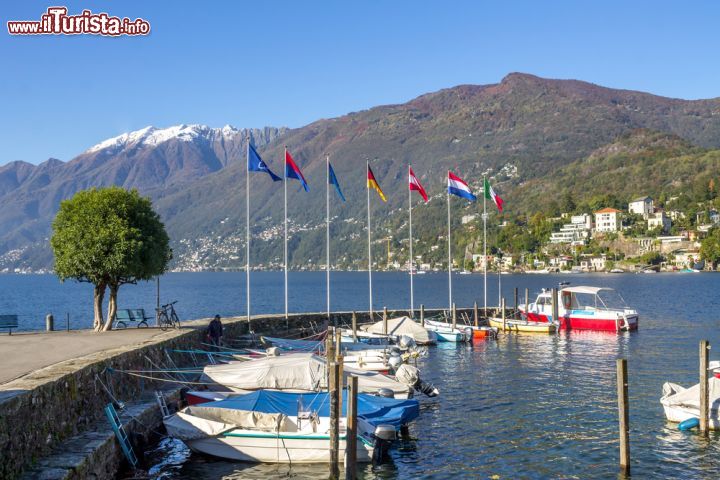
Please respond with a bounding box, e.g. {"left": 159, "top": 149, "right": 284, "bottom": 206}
{"left": 4, "top": 272, "right": 720, "bottom": 478}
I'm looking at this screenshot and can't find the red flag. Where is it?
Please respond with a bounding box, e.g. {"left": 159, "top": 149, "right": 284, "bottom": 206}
{"left": 408, "top": 167, "right": 428, "bottom": 202}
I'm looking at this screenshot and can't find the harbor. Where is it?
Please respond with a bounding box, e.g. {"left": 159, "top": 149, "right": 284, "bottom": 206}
{"left": 2, "top": 272, "right": 720, "bottom": 479}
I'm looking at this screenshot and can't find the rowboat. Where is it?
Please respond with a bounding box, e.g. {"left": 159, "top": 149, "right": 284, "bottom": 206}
{"left": 518, "top": 285, "right": 639, "bottom": 332}
{"left": 423, "top": 318, "right": 495, "bottom": 340}
{"left": 487, "top": 317, "right": 556, "bottom": 334}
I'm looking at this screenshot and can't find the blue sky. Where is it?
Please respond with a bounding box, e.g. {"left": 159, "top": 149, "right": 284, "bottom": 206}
{"left": 2, "top": 1, "right": 719, "bottom": 165}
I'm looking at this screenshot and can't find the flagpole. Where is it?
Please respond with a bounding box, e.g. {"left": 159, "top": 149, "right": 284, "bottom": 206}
{"left": 246, "top": 142, "right": 251, "bottom": 326}
{"left": 326, "top": 154, "right": 330, "bottom": 319}
{"left": 447, "top": 170, "right": 452, "bottom": 312}
{"left": 367, "top": 160, "right": 373, "bottom": 319}
{"left": 408, "top": 165, "right": 414, "bottom": 318}
{"left": 483, "top": 175, "right": 487, "bottom": 315}
{"left": 283, "top": 147, "right": 288, "bottom": 319}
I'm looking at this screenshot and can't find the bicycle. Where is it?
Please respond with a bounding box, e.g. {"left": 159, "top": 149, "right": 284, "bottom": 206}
{"left": 156, "top": 301, "right": 181, "bottom": 331}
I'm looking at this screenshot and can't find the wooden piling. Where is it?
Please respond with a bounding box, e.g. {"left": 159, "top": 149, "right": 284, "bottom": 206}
{"left": 501, "top": 297, "right": 506, "bottom": 331}
{"left": 383, "top": 307, "right": 388, "bottom": 335}
{"left": 329, "top": 357, "right": 340, "bottom": 478}
{"left": 525, "top": 288, "right": 529, "bottom": 312}
{"left": 452, "top": 303, "right": 457, "bottom": 330}
{"left": 616, "top": 358, "right": 630, "bottom": 475}
{"left": 351, "top": 311, "right": 358, "bottom": 342}
{"left": 420, "top": 304, "right": 425, "bottom": 327}
{"left": 551, "top": 288, "right": 558, "bottom": 325}
{"left": 513, "top": 287, "right": 518, "bottom": 314}
{"left": 473, "top": 301, "right": 479, "bottom": 327}
{"left": 345, "top": 375, "right": 358, "bottom": 480}
{"left": 700, "top": 340, "right": 710, "bottom": 435}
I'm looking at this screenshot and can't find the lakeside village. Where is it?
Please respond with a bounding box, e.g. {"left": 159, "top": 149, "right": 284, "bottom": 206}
{"left": 166, "top": 193, "right": 719, "bottom": 274}
{"left": 5, "top": 193, "right": 720, "bottom": 275}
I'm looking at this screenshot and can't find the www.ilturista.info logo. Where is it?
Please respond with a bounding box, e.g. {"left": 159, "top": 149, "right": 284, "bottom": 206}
{"left": 7, "top": 7, "right": 150, "bottom": 36}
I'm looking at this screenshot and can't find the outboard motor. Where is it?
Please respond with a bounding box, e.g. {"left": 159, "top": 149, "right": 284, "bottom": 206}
{"left": 398, "top": 335, "right": 416, "bottom": 350}
{"left": 376, "top": 388, "right": 395, "bottom": 398}
{"left": 372, "top": 424, "right": 396, "bottom": 463}
{"left": 388, "top": 352, "right": 403, "bottom": 370}
{"left": 394, "top": 364, "right": 440, "bottom": 397}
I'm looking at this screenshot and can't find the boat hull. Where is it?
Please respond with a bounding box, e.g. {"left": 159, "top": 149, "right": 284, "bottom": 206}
{"left": 488, "top": 317, "right": 556, "bottom": 334}
{"left": 185, "top": 431, "right": 374, "bottom": 463}
{"left": 523, "top": 312, "right": 639, "bottom": 332}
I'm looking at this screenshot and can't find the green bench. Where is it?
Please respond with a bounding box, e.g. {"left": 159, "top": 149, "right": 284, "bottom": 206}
{"left": 114, "top": 309, "right": 150, "bottom": 329}
{"left": 0, "top": 314, "right": 19, "bottom": 335}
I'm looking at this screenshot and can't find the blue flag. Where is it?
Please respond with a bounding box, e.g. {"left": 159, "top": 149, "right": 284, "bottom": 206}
{"left": 247, "top": 144, "right": 281, "bottom": 182}
{"left": 328, "top": 162, "right": 345, "bottom": 202}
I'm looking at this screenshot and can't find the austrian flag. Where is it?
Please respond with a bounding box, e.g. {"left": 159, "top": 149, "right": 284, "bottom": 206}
{"left": 408, "top": 167, "right": 428, "bottom": 202}
{"left": 484, "top": 177, "right": 504, "bottom": 212}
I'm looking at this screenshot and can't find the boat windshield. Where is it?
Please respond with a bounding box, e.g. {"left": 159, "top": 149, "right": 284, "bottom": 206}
{"left": 572, "top": 290, "right": 628, "bottom": 311}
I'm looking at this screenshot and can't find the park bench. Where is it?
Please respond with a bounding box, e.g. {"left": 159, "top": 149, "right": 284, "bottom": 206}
{"left": 114, "top": 309, "right": 150, "bottom": 329}
{"left": 0, "top": 314, "right": 19, "bottom": 335}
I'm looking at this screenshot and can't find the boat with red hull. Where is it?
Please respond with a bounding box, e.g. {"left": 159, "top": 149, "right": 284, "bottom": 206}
{"left": 518, "top": 285, "right": 639, "bottom": 332}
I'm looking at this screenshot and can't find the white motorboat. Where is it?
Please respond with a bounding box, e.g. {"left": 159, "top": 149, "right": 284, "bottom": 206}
{"left": 661, "top": 378, "right": 720, "bottom": 429}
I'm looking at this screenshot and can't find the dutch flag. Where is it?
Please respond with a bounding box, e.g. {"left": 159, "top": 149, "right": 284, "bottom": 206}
{"left": 447, "top": 172, "right": 477, "bottom": 201}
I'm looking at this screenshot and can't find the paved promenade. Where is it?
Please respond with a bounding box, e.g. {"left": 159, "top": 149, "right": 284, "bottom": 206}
{"left": 0, "top": 328, "right": 189, "bottom": 386}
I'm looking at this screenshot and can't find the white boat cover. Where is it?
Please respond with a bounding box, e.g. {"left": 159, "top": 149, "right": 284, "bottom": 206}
{"left": 560, "top": 286, "right": 609, "bottom": 295}
{"left": 661, "top": 378, "right": 720, "bottom": 412}
{"left": 362, "top": 316, "right": 434, "bottom": 344}
{"left": 200, "top": 352, "right": 411, "bottom": 397}
{"left": 164, "top": 406, "right": 286, "bottom": 441}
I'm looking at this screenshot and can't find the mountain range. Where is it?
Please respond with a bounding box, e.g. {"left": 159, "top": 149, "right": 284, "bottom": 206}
{"left": 2, "top": 72, "right": 720, "bottom": 272}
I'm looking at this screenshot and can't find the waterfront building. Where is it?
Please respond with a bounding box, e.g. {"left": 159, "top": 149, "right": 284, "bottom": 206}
{"left": 647, "top": 211, "right": 671, "bottom": 233}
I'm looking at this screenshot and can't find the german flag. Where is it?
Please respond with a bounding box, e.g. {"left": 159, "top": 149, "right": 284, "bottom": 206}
{"left": 367, "top": 165, "right": 387, "bottom": 202}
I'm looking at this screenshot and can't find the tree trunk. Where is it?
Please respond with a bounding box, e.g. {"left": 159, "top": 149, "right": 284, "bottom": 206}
{"left": 103, "top": 284, "right": 119, "bottom": 332}
{"left": 93, "top": 283, "right": 106, "bottom": 332}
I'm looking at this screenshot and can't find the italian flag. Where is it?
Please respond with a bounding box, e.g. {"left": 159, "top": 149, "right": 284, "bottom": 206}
{"left": 484, "top": 177, "right": 504, "bottom": 212}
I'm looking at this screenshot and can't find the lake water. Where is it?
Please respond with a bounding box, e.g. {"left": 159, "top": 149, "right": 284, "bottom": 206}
{"left": 4, "top": 272, "right": 720, "bottom": 478}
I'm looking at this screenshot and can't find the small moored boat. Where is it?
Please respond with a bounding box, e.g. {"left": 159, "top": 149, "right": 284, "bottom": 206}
{"left": 487, "top": 317, "right": 556, "bottom": 334}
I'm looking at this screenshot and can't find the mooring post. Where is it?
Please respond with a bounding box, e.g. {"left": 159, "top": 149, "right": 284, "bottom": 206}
{"left": 66, "top": 312, "right": 70, "bottom": 332}
{"left": 345, "top": 375, "right": 358, "bottom": 480}
{"left": 420, "top": 304, "right": 425, "bottom": 327}
{"left": 514, "top": 287, "right": 518, "bottom": 315}
{"left": 383, "top": 307, "right": 388, "bottom": 336}
{"left": 501, "top": 297, "right": 506, "bottom": 331}
{"left": 336, "top": 329, "right": 344, "bottom": 414}
{"left": 525, "top": 288, "right": 529, "bottom": 312}
{"left": 326, "top": 327, "right": 336, "bottom": 365}
{"left": 452, "top": 302, "right": 457, "bottom": 330}
{"left": 351, "top": 311, "right": 358, "bottom": 342}
{"left": 700, "top": 339, "right": 710, "bottom": 435}
{"left": 473, "top": 301, "right": 479, "bottom": 327}
{"left": 616, "top": 358, "right": 630, "bottom": 475}
{"left": 551, "top": 288, "right": 558, "bottom": 325}
{"left": 329, "top": 354, "right": 340, "bottom": 477}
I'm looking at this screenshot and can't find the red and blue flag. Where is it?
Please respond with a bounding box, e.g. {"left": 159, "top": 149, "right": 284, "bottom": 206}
{"left": 285, "top": 149, "right": 309, "bottom": 191}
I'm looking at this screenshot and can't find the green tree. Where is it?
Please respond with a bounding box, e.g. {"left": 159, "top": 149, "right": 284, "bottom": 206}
{"left": 51, "top": 187, "right": 172, "bottom": 331}
{"left": 700, "top": 228, "right": 720, "bottom": 268}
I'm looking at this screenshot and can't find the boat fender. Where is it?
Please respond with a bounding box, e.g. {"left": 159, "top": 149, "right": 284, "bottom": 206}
{"left": 376, "top": 388, "right": 395, "bottom": 398}
{"left": 617, "top": 317, "right": 628, "bottom": 331}
{"left": 266, "top": 347, "right": 280, "bottom": 356}
{"left": 678, "top": 417, "right": 700, "bottom": 431}
{"left": 463, "top": 327, "right": 473, "bottom": 341}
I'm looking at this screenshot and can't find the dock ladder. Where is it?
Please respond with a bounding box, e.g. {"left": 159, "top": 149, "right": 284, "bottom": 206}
{"left": 104, "top": 403, "right": 138, "bottom": 468}
{"left": 155, "top": 390, "right": 171, "bottom": 418}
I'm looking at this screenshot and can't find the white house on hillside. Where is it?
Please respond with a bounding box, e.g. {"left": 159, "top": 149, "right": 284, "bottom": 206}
{"left": 594, "top": 208, "right": 621, "bottom": 233}
{"left": 647, "top": 211, "right": 671, "bottom": 233}
{"left": 629, "top": 196, "right": 654, "bottom": 218}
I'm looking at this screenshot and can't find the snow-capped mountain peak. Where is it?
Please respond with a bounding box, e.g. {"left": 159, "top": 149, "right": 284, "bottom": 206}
{"left": 85, "top": 124, "right": 240, "bottom": 154}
